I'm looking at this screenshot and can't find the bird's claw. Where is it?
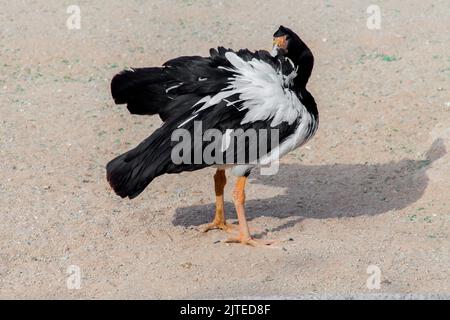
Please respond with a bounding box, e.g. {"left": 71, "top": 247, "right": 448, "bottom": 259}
{"left": 225, "top": 236, "right": 278, "bottom": 248}
{"left": 199, "top": 221, "right": 238, "bottom": 233}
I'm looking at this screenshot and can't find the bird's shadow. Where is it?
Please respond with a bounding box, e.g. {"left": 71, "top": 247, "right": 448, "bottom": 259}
{"left": 173, "top": 139, "right": 446, "bottom": 234}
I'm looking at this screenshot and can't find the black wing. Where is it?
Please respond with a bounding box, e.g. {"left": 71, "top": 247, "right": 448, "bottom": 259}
{"left": 110, "top": 47, "right": 293, "bottom": 121}
{"left": 107, "top": 48, "right": 304, "bottom": 199}
{"left": 107, "top": 98, "right": 300, "bottom": 199}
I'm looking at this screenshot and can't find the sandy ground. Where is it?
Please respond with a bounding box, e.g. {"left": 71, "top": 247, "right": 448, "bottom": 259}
{"left": 0, "top": 0, "right": 449, "bottom": 299}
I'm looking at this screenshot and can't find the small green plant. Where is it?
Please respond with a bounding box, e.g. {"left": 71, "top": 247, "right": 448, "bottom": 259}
{"left": 381, "top": 55, "right": 398, "bottom": 62}
{"left": 418, "top": 160, "right": 431, "bottom": 169}
{"left": 423, "top": 216, "right": 432, "bottom": 223}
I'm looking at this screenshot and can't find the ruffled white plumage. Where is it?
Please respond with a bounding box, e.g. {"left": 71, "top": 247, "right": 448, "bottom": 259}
{"left": 195, "top": 52, "right": 304, "bottom": 127}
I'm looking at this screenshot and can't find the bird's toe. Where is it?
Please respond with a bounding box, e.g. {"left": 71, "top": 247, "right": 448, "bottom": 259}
{"left": 225, "top": 236, "right": 279, "bottom": 248}
{"left": 199, "top": 221, "right": 238, "bottom": 234}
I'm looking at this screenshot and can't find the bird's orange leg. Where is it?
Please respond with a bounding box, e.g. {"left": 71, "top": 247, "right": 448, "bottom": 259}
{"left": 226, "top": 176, "right": 275, "bottom": 247}
{"left": 200, "top": 169, "right": 237, "bottom": 233}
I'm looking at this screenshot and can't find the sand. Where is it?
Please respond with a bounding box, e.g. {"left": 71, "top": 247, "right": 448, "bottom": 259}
{"left": 0, "top": 0, "right": 449, "bottom": 299}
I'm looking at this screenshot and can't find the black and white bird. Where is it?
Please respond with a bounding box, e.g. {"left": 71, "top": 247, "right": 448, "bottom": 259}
{"left": 107, "top": 26, "right": 318, "bottom": 246}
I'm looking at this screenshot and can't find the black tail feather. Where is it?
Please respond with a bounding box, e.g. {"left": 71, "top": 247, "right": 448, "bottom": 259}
{"left": 111, "top": 68, "right": 171, "bottom": 117}
{"left": 106, "top": 132, "right": 170, "bottom": 199}
{"left": 106, "top": 153, "right": 150, "bottom": 199}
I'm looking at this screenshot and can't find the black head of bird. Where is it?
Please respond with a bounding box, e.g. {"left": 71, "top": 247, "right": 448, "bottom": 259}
{"left": 272, "top": 25, "right": 314, "bottom": 88}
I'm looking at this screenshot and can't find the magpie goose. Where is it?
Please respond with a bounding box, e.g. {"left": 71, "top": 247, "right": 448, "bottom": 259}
{"left": 107, "top": 26, "right": 318, "bottom": 246}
